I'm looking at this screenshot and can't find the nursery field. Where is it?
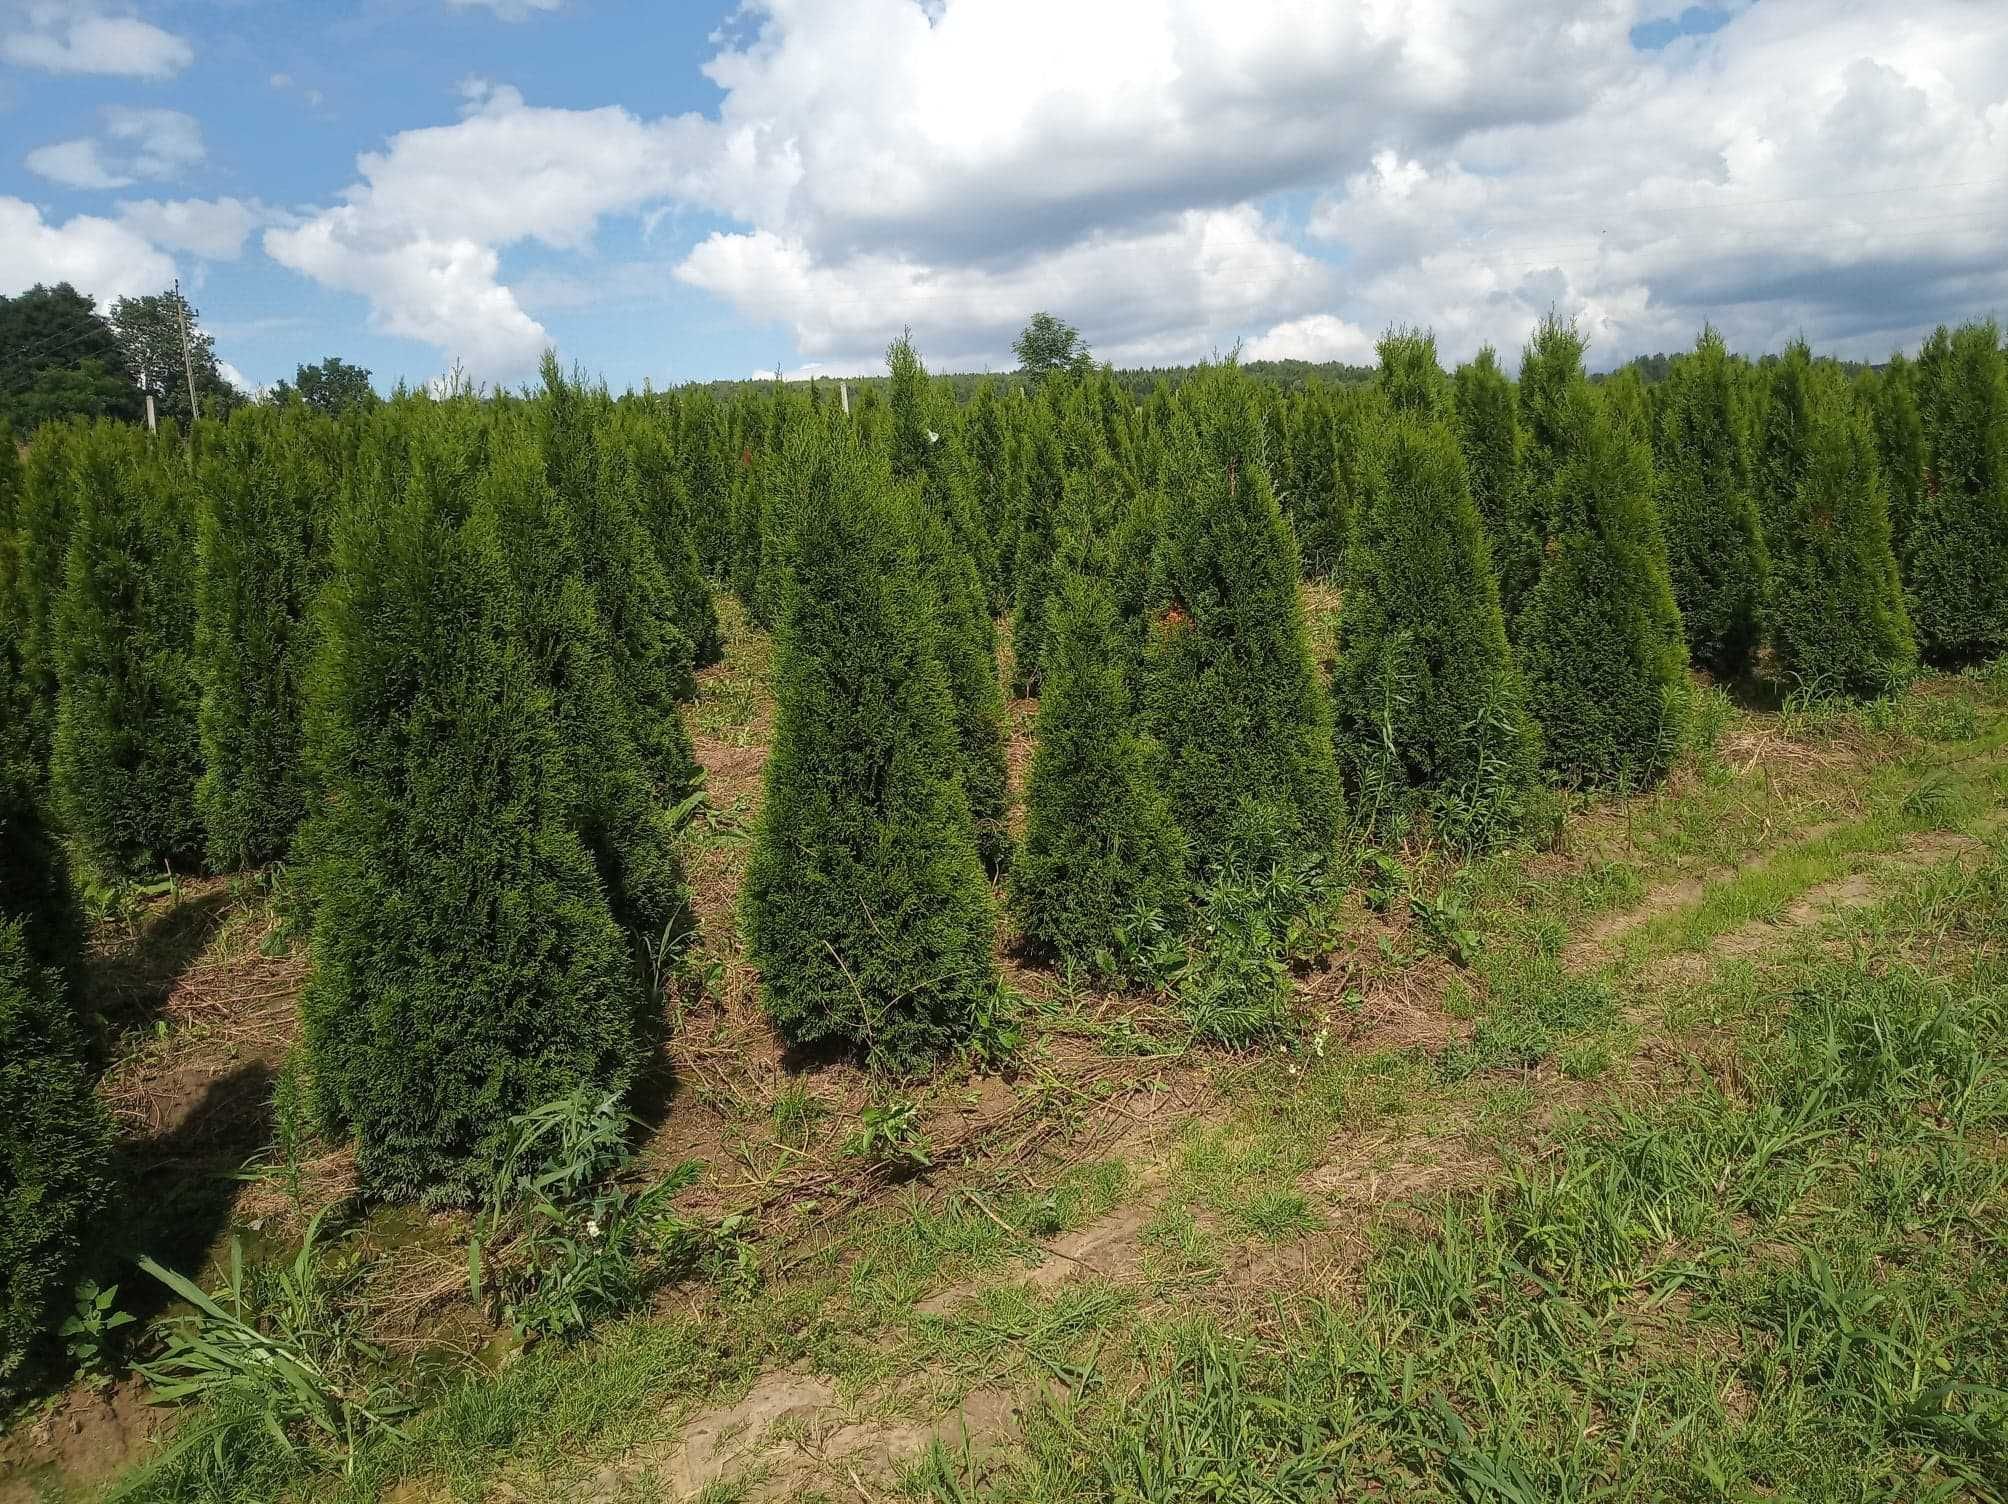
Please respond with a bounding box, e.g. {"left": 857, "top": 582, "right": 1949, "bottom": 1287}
{"left": 2, "top": 609, "right": 2006, "bottom": 1501}
{"left": 3, "top": 317, "right": 2008, "bottom": 1500}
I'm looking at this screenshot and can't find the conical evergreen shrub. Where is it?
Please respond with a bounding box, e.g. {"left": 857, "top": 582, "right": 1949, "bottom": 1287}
{"left": 1332, "top": 396, "right": 1538, "bottom": 846}
{"left": 1505, "top": 314, "right": 1596, "bottom": 630}
{"left": 1, "top": 424, "right": 82, "bottom": 782}
{"left": 1859, "top": 356, "right": 1924, "bottom": 567}
{"left": 1908, "top": 320, "right": 2008, "bottom": 663}
{"left": 1451, "top": 347, "right": 1519, "bottom": 562}
{"left": 676, "top": 388, "right": 738, "bottom": 579}
{"left": 51, "top": 425, "right": 205, "bottom": 875}
{"left": 1008, "top": 403, "right": 1067, "bottom": 694}
{"left": 0, "top": 913, "right": 111, "bottom": 1395}
{"left": 1654, "top": 328, "right": 1767, "bottom": 678}
{"left": 606, "top": 403, "right": 722, "bottom": 668}
{"left": 1276, "top": 381, "right": 1347, "bottom": 577}
{"left": 1014, "top": 563, "right": 1186, "bottom": 976}
{"left": 1376, "top": 326, "right": 1449, "bottom": 418}
{"left": 193, "top": 408, "right": 335, "bottom": 869}
{"left": 299, "top": 411, "right": 637, "bottom": 1202}
{"left": 1144, "top": 402, "right": 1343, "bottom": 870}
{"left": 1752, "top": 341, "right": 1816, "bottom": 545}
{"left": 742, "top": 423, "right": 995, "bottom": 1069}
{"left": 1517, "top": 341, "right": 1690, "bottom": 790}
{"left": 911, "top": 497, "right": 1011, "bottom": 877}
{"left": 1767, "top": 363, "right": 1914, "bottom": 698}
{"left": 480, "top": 413, "right": 694, "bottom": 967}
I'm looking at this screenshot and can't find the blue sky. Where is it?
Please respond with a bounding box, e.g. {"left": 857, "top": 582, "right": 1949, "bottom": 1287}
{"left": 4, "top": 1, "right": 2005, "bottom": 393}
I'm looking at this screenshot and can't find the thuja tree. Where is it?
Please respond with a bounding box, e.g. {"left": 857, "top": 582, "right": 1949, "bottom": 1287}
{"left": 742, "top": 423, "right": 995, "bottom": 1069}
{"left": 1014, "top": 562, "right": 1186, "bottom": 976}
{"left": 0, "top": 913, "right": 111, "bottom": 1394}
{"left": 910, "top": 493, "right": 1011, "bottom": 876}
{"left": 1858, "top": 357, "right": 1924, "bottom": 568}
{"left": 481, "top": 412, "right": 693, "bottom": 966}
{"left": 0, "top": 424, "right": 83, "bottom": 781}
{"left": 577, "top": 438, "right": 702, "bottom": 793}
{"left": 0, "top": 768, "right": 107, "bottom": 1392}
{"left": 605, "top": 402, "right": 722, "bottom": 668}
{"left": 1332, "top": 402, "right": 1538, "bottom": 846}
{"left": 1654, "top": 328, "right": 1768, "bottom": 678}
{"left": 193, "top": 408, "right": 336, "bottom": 869}
{"left": 1276, "top": 381, "right": 1345, "bottom": 577}
{"left": 1507, "top": 314, "right": 1594, "bottom": 629}
{"left": 1767, "top": 363, "right": 1914, "bottom": 698}
{"left": 1009, "top": 401, "right": 1069, "bottom": 693}
{"left": 299, "top": 411, "right": 637, "bottom": 1202}
{"left": 1144, "top": 403, "right": 1343, "bottom": 870}
{"left": 1376, "top": 325, "right": 1449, "bottom": 418}
{"left": 1451, "top": 347, "right": 1520, "bottom": 563}
{"left": 51, "top": 424, "right": 205, "bottom": 875}
{"left": 1908, "top": 320, "right": 2008, "bottom": 663}
{"left": 1752, "top": 341, "right": 1817, "bottom": 545}
{"left": 676, "top": 388, "right": 738, "bottom": 578}
{"left": 1517, "top": 367, "right": 1690, "bottom": 790}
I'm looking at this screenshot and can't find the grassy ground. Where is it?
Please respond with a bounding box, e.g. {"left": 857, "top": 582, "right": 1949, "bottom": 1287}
{"left": 6, "top": 606, "right": 2006, "bottom": 1504}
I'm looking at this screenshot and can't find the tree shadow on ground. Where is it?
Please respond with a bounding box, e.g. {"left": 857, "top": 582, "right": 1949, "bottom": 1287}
{"left": 81, "top": 886, "right": 234, "bottom": 1050}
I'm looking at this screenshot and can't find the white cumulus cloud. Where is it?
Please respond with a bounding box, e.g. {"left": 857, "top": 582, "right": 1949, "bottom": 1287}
{"left": 0, "top": 196, "right": 176, "bottom": 303}
{"left": 1, "top": 3, "right": 193, "bottom": 77}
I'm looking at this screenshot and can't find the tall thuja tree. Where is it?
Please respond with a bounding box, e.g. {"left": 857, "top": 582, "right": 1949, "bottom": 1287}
{"left": 886, "top": 333, "right": 998, "bottom": 599}
{"left": 1858, "top": 356, "right": 1924, "bottom": 570}
{"left": 743, "top": 422, "right": 995, "bottom": 1068}
{"left": 1009, "top": 399, "right": 1069, "bottom": 694}
{"left": 1767, "top": 362, "right": 1914, "bottom": 698}
{"left": 1653, "top": 328, "right": 1768, "bottom": 678}
{"left": 0, "top": 425, "right": 83, "bottom": 782}
{"left": 962, "top": 380, "right": 1012, "bottom": 608}
{"left": 192, "top": 408, "right": 336, "bottom": 869}
{"left": 1332, "top": 330, "right": 1537, "bottom": 845}
{"left": 605, "top": 401, "right": 721, "bottom": 668}
{"left": 1600, "top": 365, "right": 1655, "bottom": 450}
{"left": 1014, "top": 560, "right": 1186, "bottom": 976}
{"left": 1908, "top": 320, "right": 2008, "bottom": 663}
{"left": 299, "top": 407, "right": 638, "bottom": 1202}
{"left": 1517, "top": 348, "right": 1690, "bottom": 790}
{"left": 1752, "top": 341, "right": 1817, "bottom": 547}
{"left": 676, "top": 388, "right": 738, "bottom": 578}
{"left": 1144, "top": 388, "right": 1343, "bottom": 870}
{"left": 1, "top": 771, "right": 110, "bottom": 1393}
{"left": 1277, "top": 381, "right": 1346, "bottom": 577}
{"left": 52, "top": 425, "right": 205, "bottom": 874}
{"left": 480, "top": 412, "right": 692, "bottom": 965}
{"left": 1451, "top": 347, "right": 1519, "bottom": 562}
{"left": 1505, "top": 314, "right": 1592, "bottom": 630}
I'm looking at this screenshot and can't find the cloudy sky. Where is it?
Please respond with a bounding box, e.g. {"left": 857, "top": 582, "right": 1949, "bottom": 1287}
{"left": 3, "top": 0, "right": 2004, "bottom": 391}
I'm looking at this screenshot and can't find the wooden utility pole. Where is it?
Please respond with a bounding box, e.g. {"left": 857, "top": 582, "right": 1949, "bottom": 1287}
{"left": 138, "top": 362, "right": 157, "bottom": 433}
{"left": 173, "top": 280, "right": 199, "bottom": 423}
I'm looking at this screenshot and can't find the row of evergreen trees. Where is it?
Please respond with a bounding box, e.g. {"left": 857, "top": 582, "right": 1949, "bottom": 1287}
{"left": 2, "top": 313, "right": 2002, "bottom": 1387}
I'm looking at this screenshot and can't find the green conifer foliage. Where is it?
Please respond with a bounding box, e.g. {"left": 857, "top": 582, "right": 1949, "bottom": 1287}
{"left": 1450, "top": 347, "right": 1520, "bottom": 561}
{"left": 606, "top": 403, "right": 722, "bottom": 668}
{"left": 51, "top": 425, "right": 205, "bottom": 874}
{"left": 1505, "top": 315, "right": 1598, "bottom": 629}
{"left": 193, "top": 409, "right": 335, "bottom": 869}
{"left": 1752, "top": 341, "right": 1816, "bottom": 545}
{"left": 1014, "top": 565, "right": 1186, "bottom": 975}
{"left": 0, "top": 913, "right": 111, "bottom": 1394}
{"left": 1009, "top": 403, "right": 1067, "bottom": 694}
{"left": 299, "top": 414, "right": 638, "bottom": 1202}
{"left": 742, "top": 424, "right": 995, "bottom": 1069}
{"left": 1144, "top": 405, "right": 1343, "bottom": 869}
{"left": 576, "top": 441, "right": 702, "bottom": 792}
{"left": 1332, "top": 408, "right": 1538, "bottom": 845}
{"left": 1600, "top": 366, "right": 1655, "bottom": 449}
{"left": 1277, "top": 381, "right": 1346, "bottom": 577}
{"left": 481, "top": 413, "right": 693, "bottom": 966}
{"left": 1517, "top": 381, "right": 1690, "bottom": 790}
{"left": 1859, "top": 357, "right": 1924, "bottom": 568}
{"left": 1766, "top": 364, "right": 1915, "bottom": 697}
{"left": 676, "top": 388, "right": 738, "bottom": 578}
{"left": 1654, "top": 328, "right": 1768, "bottom": 678}
{"left": 911, "top": 497, "right": 1011, "bottom": 877}
{"left": 1, "top": 424, "right": 82, "bottom": 781}
{"left": 1908, "top": 321, "right": 2008, "bottom": 663}
{"left": 1376, "top": 326, "right": 1449, "bottom": 419}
